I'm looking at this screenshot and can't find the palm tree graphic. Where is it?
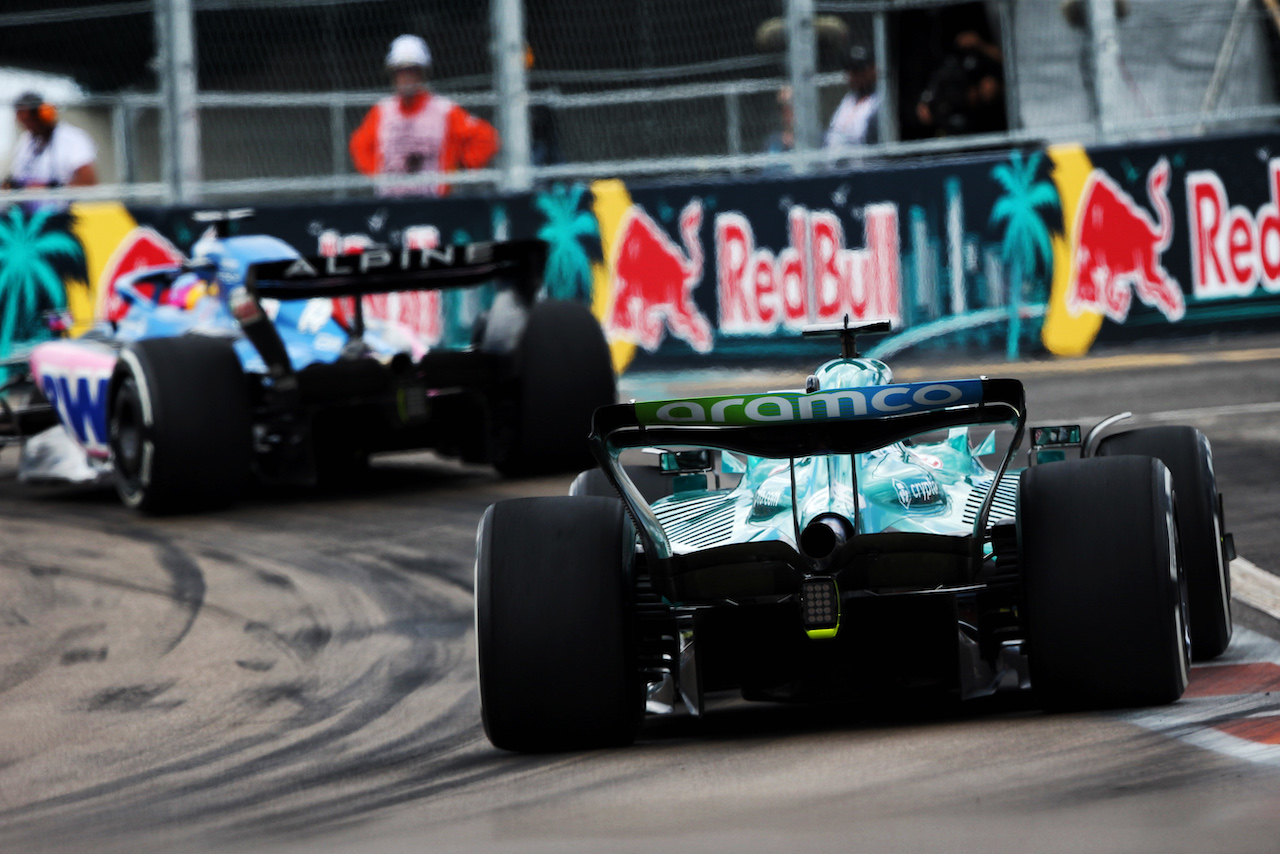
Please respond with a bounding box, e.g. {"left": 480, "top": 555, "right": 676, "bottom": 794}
{"left": 989, "top": 151, "right": 1060, "bottom": 359}
{"left": 0, "top": 206, "right": 84, "bottom": 371}
{"left": 534, "top": 183, "right": 601, "bottom": 302}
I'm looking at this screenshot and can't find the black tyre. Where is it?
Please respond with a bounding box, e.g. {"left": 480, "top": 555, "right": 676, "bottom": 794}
{"left": 1019, "top": 456, "right": 1190, "bottom": 709}
{"left": 569, "top": 465, "right": 674, "bottom": 505}
{"left": 476, "top": 496, "right": 643, "bottom": 751}
{"left": 109, "top": 336, "right": 251, "bottom": 513}
{"left": 494, "top": 301, "right": 615, "bottom": 476}
{"left": 1096, "top": 426, "right": 1231, "bottom": 660}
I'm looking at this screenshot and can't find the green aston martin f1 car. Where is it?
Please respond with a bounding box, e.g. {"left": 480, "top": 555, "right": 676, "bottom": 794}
{"left": 475, "top": 321, "right": 1235, "bottom": 752}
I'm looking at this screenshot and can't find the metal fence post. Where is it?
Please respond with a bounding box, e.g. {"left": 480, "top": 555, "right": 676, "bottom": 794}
{"left": 172, "top": 0, "right": 201, "bottom": 202}
{"left": 786, "top": 0, "right": 819, "bottom": 168}
{"left": 491, "top": 0, "right": 531, "bottom": 192}
{"left": 330, "top": 98, "right": 348, "bottom": 199}
{"left": 997, "top": 0, "right": 1022, "bottom": 130}
{"left": 872, "top": 11, "right": 897, "bottom": 144}
{"left": 155, "top": 0, "right": 201, "bottom": 203}
{"left": 153, "top": 1, "right": 175, "bottom": 203}
{"left": 111, "top": 99, "right": 129, "bottom": 186}
{"left": 1085, "top": 0, "right": 1125, "bottom": 139}
{"left": 726, "top": 92, "right": 742, "bottom": 156}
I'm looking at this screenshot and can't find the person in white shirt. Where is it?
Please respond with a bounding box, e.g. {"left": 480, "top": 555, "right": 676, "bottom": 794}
{"left": 824, "top": 46, "right": 881, "bottom": 149}
{"left": 4, "top": 92, "right": 98, "bottom": 190}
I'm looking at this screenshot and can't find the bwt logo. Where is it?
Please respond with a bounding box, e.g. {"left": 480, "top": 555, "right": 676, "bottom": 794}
{"left": 716, "top": 204, "right": 901, "bottom": 335}
{"left": 1188, "top": 158, "right": 1280, "bottom": 299}
{"left": 40, "top": 370, "right": 111, "bottom": 453}
{"left": 641, "top": 381, "right": 980, "bottom": 426}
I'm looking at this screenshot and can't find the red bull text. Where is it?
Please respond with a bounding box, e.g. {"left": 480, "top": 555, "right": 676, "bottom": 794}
{"left": 1188, "top": 159, "right": 1280, "bottom": 299}
{"left": 717, "top": 204, "right": 901, "bottom": 335}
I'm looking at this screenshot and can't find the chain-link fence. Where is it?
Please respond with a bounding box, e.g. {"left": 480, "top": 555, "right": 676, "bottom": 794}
{"left": 194, "top": 0, "right": 492, "bottom": 188}
{"left": 2, "top": 0, "right": 1279, "bottom": 203}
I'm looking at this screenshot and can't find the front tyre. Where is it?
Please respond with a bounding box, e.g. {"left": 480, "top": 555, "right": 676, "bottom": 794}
{"left": 110, "top": 336, "right": 251, "bottom": 513}
{"left": 476, "top": 496, "right": 643, "bottom": 751}
{"left": 1097, "top": 426, "right": 1231, "bottom": 660}
{"left": 1019, "top": 456, "right": 1190, "bottom": 709}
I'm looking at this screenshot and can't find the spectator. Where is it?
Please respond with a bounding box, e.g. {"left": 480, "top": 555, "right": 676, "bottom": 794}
{"left": 526, "top": 44, "right": 563, "bottom": 168}
{"left": 3, "top": 92, "right": 98, "bottom": 191}
{"left": 825, "top": 46, "right": 880, "bottom": 149}
{"left": 914, "top": 30, "right": 1006, "bottom": 137}
{"left": 763, "top": 86, "right": 795, "bottom": 154}
{"left": 349, "top": 35, "right": 499, "bottom": 197}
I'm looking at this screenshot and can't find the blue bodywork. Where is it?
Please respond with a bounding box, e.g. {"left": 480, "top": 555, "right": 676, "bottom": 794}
{"left": 106, "top": 231, "right": 446, "bottom": 374}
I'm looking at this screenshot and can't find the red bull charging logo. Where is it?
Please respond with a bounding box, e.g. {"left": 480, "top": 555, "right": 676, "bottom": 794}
{"left": 97, "top": 227, "right": 186, "bottom": 322}
{"left": 1068, "top": 158, "right": 1185, "bottom": 322}
{"left": 606, "top": 200, "right": 713, "bottom": 353}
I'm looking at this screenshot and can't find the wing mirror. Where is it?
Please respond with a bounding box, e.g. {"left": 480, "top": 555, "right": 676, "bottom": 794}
{"left": 658, "top": 449, "right": 713, "bottom": 474}
{"left": 1028, "top": 424, "right": 1082, "bottom": 465}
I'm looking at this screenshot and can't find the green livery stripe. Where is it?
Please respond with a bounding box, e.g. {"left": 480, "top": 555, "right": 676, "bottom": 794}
{"left": 633, "top": 379, "right": 985, "bottom": 427}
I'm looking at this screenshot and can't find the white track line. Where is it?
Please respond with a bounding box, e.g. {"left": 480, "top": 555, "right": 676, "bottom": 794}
{"left": 1143, "top": 400, "right": 1280, "bottom": 422}
{"left": 1232, "top": 557, "right": 1280, "bottom": 621}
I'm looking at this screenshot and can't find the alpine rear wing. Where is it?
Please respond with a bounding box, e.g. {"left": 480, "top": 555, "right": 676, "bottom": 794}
{"left": 590, "top": 377, "right": 1027, "bottom": 559}
{"left": 244, "top": 239, "right": 547, "bottom": 302}
{"left": 233, "top": 239, "right": 547, "bottom": 382}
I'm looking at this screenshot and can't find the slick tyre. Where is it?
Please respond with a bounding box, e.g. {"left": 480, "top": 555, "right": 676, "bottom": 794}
{"left": 494, "top": 301, "right": 615, "bottom": 477}
{"left": 1019, "top": 456, "right": 1190, "bottom": 710}
{"left": 109, "top": 336, "right": 251, "bottom": 513}
{"left": 569, "top": 465, "right": 674, "bottom": 504}
{"left": 476, "top": 496, "right": 643, "bottom": 751}
{"left": 1097, "top": 426, "right": 1231, "bottom": 660}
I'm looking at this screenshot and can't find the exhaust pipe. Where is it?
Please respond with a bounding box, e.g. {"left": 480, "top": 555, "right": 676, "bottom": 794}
{"left": 800, "top": 513, "right": 853, "bottom": 564}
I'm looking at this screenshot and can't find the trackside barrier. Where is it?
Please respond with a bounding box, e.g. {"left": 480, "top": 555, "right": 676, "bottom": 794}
{"left": 4, "top": 128, "right": 1280, "bottom": 379}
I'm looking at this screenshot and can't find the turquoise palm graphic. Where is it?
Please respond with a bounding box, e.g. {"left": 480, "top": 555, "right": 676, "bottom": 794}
{"left": 989, "top": 151, "right": 1060, "bottom": 359}
{"left": 0, "top": 206, "right": 83, "bottom": 368}
{"left": 534, "top": 184, "right": 600, "bottom": 302}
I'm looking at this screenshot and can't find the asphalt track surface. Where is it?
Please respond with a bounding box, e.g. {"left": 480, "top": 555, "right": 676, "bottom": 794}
{"left": 2, "top": 334, "right": 1280, "bottom": 854}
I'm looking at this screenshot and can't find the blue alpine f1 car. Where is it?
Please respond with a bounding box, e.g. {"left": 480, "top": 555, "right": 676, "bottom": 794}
{"left": 0, "top": 211, "right": 614, "bottom": 512}
{"left": 475, "top": 321, "right": 1235, "bottom": 751}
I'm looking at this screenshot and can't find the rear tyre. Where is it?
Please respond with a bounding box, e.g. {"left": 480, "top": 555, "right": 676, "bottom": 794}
{"left": 109, "top": 336, "right": 251, "bottom": 513}
{"left": 1097, "top": 426, "right": 1231, "bottom": 660}
{"left": 493, "top": 301, "right": 615, "bottom": 477}
{"left": 569, "top": 465, "right": 674, "bottom": 505}
{"left": 476, "top": 496, "right": 643, "bottom": 751}
{"left": 1019, "top": 456, "right": 1190, "bottom": 709}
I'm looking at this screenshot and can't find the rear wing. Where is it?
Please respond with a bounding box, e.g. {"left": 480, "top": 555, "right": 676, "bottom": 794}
{"left": 233, "top": 239, "right": 546, "bottom": 382}
{"left": 245, "top": 239, "right": 547, "bottom": 302}
{"left": 590, "top": 377, "right": 1026, "bottom": 560}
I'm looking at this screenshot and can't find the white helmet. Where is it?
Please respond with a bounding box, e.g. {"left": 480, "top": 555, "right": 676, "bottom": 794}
{"left": 386, "top": 35, "right": 431, "bottom": 71}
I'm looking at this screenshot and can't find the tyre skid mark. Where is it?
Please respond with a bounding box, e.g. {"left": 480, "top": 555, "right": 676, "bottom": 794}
{"left": 0, "top": 623, "right": 107, "bottom": 696}
{"left": 0, "top": 553, "right": 474, "bottom": 847}
{"left": 0, "top": 557, "right": 306, "bottom": 662}
{"left": 153, "top": 541, "right": 205, "bottom": 655}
